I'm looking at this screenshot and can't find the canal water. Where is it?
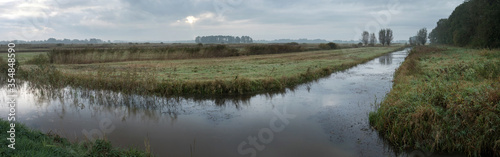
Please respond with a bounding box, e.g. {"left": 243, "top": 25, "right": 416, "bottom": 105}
{"left": 2, "top": 48, "right": 430, "bottom": 157}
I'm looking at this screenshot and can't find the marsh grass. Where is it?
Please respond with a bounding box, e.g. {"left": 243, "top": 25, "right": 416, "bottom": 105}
{"left": 369, "top": 46, "right": 500, "bottom": 156}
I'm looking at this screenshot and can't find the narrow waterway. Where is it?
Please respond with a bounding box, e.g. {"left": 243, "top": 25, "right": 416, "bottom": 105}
{"left": 2, "top": 48, "right": 424, "bottom": 157}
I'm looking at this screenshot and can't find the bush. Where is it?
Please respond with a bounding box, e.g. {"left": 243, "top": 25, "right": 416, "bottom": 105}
{"left": 318, "top": 43, "right": 330, "bottom": 50}
{"left": 327, "top": 42, "right": 338, "bottom": 49}
{"left": 245, "top": 44, "right": 303, "bottom": 55}
{"left": 319, "top": 42, "right": 339, "bottom": 50}
{"left": 203, "top": 45, "right": 238, "bottom": 57}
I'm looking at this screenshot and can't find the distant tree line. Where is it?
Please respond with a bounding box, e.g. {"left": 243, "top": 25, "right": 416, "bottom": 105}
{"left": 360, "top": 28, "right": 393, "bottom": 46}
{"left": 1, "top": 38, "right": 107, "bottom": 44}
{"left": 429, "top": 0, "right": 500, "bottom": 48}
{"left": 195, "top": 35, "right": 253, "bottom": 44}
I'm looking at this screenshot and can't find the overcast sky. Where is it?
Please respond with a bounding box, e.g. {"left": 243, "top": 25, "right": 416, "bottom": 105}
{"left": 0, "top": 0, "right": 463, "bottom": 41}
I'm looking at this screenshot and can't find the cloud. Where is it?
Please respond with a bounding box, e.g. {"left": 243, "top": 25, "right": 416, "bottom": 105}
{"left": 0, "top": 0, "right": 464, "bottom": 41}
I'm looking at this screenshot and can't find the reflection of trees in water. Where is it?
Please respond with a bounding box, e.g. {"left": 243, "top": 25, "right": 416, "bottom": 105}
{"left": 6, "top": 81, "right": 291, "bottom": 124}
{"left": 378, "top": 54, "right": 393, "bottom": 65}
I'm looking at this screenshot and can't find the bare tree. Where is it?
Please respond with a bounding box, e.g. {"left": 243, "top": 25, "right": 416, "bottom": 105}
{"left": 417, "top": 28, "right": 427, "bottom": 45}
{"left": 369, "top": 33, "right": 377, "bottom": 46}
{"left": 361, "top": 31, "right": 369, "bottom": 46}
{"left": 385, "top": 29, "right": 393, "bottom": 46}
{"left": 379, "top": 29, "right": 386, "bottom": 46}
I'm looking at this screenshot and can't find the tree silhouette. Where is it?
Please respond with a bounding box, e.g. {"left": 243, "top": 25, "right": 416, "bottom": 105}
{"left": 361, "top": 31, "right": 370, "bottom": 46}
{"left": 417, "top": 28, "right": 427, "bottom": 45}
{"left": 379, "top": 29, "right": 386, "bottom": 46}
{"left": 369, "top": 33, "right": 377, "bottom": 46}
{"left": 385, "top": 29, "right": 393, "bottom": 46}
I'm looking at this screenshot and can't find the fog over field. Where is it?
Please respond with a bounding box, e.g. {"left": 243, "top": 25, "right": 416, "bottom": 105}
{"left": 1, "top": 0, "right": 462, "bottom": 41}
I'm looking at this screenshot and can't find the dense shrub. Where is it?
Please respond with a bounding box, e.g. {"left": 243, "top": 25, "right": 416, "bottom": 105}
{"left": 318, "top": 42, "right": 339, "bottom": 50}
{"left": 244, "top": 44, "right": 302, "bottom": 55}
{"left": 203, "top": 45, "right": 238, "bottom": 57}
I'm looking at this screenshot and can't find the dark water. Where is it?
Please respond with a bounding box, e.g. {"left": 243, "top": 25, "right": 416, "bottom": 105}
{"left": 2, "top": 48, "right": 446, "bottom": 157}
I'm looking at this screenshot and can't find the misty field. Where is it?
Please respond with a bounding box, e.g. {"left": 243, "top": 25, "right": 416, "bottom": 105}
{"left": 9, "top": 44, "right": 403, "bottom": 95}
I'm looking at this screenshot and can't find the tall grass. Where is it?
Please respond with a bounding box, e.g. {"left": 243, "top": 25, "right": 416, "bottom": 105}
{"left": 369, "top": 46, "right": 500, "bottom": 156}
{"left": 48, "top": 45, "right": 239, "bottom": 64}
{"left": 47, "top": 44, "right": 307, "bottom": 64}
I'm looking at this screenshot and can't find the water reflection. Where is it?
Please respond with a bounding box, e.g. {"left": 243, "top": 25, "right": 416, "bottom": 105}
{"left": 17, "top": 83, "right": 254, "bottom": 124}
{"left": 1, "top": 48, "right": 456, "bottom": 157}
{"left": 378, "top": 53, "right": 393, "bottom": 65}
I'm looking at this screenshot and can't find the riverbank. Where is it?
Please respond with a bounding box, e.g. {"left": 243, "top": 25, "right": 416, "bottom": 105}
{"left": 0, "top": 119, "right": 152, "bottom": 156}
{"left": 14, "top": 45, "right": 404, "bottom": 96}
{"left": 369, "top": 46, "right": 499, "bottom": 156}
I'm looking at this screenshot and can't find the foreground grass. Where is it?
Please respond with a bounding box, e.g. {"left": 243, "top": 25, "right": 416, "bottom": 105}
{"left": 19, "top": 46, "right": 403, "bottom": 96}
{"left": 369, "top": 46, "right": 499, "bottom": 156}
{"left": 0, "top": 119, "right": 152, "bottom": 157}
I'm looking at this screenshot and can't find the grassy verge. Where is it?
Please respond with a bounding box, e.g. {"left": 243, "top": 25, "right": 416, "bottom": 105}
{"left": 369, "top": 46, "right": 500, "bottom": 156}
{"left": 18, "top": 46, "right": 404, "bottom": 96}
{"left": 0, "top": 119, "right": 152, "bottom": 156}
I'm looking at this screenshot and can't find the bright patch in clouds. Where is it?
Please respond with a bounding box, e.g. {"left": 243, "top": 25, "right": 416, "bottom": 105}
{"left": 185, "top": 16, "right": 198, "bottom": 24}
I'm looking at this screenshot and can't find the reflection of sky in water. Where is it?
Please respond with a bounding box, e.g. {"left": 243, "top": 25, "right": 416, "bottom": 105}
{"left": 1, "top": 49, "right": 421, "bottom": 157}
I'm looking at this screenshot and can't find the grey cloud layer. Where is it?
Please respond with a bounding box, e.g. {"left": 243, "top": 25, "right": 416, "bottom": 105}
{"left": 1, "top": 0, "right": 463, "bottom": 41}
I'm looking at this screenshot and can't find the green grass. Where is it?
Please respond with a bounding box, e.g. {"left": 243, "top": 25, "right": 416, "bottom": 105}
{"left": 0, "top": 119, "right": 152, "bottom": 157}
{"left": 1, "top": 52, "right": 46, "bottom": 64}
{"left": 16, "top": 46, "right": 403, "bottom": 96}
{"left": 369, "top": 46, "right": 500, "bottom": 156}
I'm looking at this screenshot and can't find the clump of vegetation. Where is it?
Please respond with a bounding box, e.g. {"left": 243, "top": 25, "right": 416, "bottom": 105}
{"left": 243, "top": 44, "right": 303, "bottom": 55}
{"left": 25, "top": 54, "right": 50, "bottom": 65}
{"left": 369, "top": 46, "right": 500, "bottom": 156}
{"left": 203, "top": 44, "right": 238, "bottom": 57}
{"left": 0, "top": 119, "right": 153, "bottom": 156}
{"left": 318, "top": 42, "right": 338, "bottom": 50}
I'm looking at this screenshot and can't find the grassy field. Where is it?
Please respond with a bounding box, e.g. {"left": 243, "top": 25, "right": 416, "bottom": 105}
{"left": 369, "top": 46, "right": 499, "bottom": 156}
{"left": 16, "top": 45, "right": 404, "bottom": 96}
{"left": 0, "top": 119, "right": 152, "bottom": 157}
{"left": 55, "top": 46, "right": 402, "bottom": 81}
